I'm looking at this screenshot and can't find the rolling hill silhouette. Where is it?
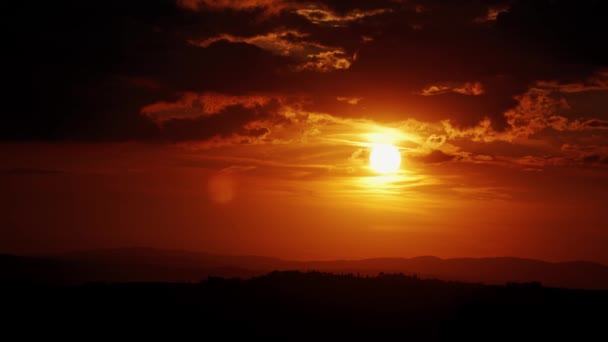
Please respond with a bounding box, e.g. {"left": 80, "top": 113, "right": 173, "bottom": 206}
{"left": 2, "top": 247, "right": 608, "bottom": 289}
{"left": 3, "top": 270, "right": 607, "bottom": 340}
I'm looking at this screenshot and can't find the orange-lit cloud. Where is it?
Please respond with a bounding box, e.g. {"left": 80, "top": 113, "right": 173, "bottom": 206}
{"left": 193, "top": 31, "right": 308, "bottom": 55}
{"left": 142, "top": 92, "right": 276, "bottom": 123}
{"left": 439, "top": 72, "right": 608, "bottom": 149}
{"left": 361, "top": 35, "right": 374, "bottom": 43}
{"left": 177, "top": 0, "right": 290, "bottom": 14}
{"left": 295, "top": 50, "right": 352, "bottom": 72}
{"left": 534, "top": 71, "right": 608, "bottom": 93}
{"left": 139, "top": 73, "right": 608, "bottom": 176}
{"left": 474, "top": 5, "right": 510, "bottom": 23}
{"left": 561, "top": 144, "right": 608, "bottom": 165}
{"left": 337, "top": 97, "right": 363, "bottom": 105}
{"left": 419, "top": 82, "right": 485, "bottom": 96}
{"left": 179, "top": 0, "right": 389, "bottom": 26}
{"left": 190, "top": 31, "right": 353, "bottom": 72}
{"left": 412, "top": 150, "right": 456, "bottom": 164}
{"left": 295, "top": 8, "right": 389, "bottom": 26}
{"left": 504, "top": 73, "right": 608, "bottom": 139}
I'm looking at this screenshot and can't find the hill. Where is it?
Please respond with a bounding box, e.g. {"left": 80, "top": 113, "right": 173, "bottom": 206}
{"left": 2, "top": 247, "right": 608, "bottom": 289}
{"left": 2, "top": 271, "right": 607, "bottom": 340}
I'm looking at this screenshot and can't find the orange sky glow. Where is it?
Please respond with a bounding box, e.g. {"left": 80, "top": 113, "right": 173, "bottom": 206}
{"left": 2, "top": 0, "right": 608, "bottom": 263}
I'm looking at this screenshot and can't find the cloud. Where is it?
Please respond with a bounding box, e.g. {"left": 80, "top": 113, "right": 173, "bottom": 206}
{"left": 440, "top": 71, "right": 608, "bottom": 147}
{"left": 295, "top": 50, "right": 353, "bottom": 72}
{"left": 336, "top": 97, "right": 363, "bottom": 105}
{"left": 140, "top": 93, "right": 306, "bottom": 143}
{"left": 413, "top": 150, "right": 456, "bottom": 164}
{"left": 534, "top": 71, "right": 608, "bottom": 93}
{"left": 503, "top": 145, "right": 608, "bottom": 169}
{"left": 190, "top": 30, "right": 354, "bottom": 72}
{"left": 561, "top": 144, "right": 608, "bottom": 166}
{"left": 142, "top": 92, "right": 277, "bottom": 123}
{"left": 442, "top": 118, "right": 496, "bottom": 143}
{"left": 504, "top": 75, "right": 608, "bottom": 139}
{"left": 192, "top": 31, "right": 309, "bottom": 55}
{"left": 585, "top": 120, "right": 608, "bottom": 129}
{"left": 4, "top": 0, "right": 608, "bottom": 149}
{"left": 7, "top": 0, "right": 608, "bottom": 223}
{"left": 295, "top": 8, "right": 390, "bottom": 26}
{"left": 419, "top": 82, "right": 484, "bottom": 96}
{"left": 474, "top": 5, "right": 510, "bottom": 23}
{"left": 178, "top": 0, "right": 390, "bottom": 25}
{"left": 158, "top": 103, "right": 276, "bottom": 142}
{"left": 177, "top": 0, "right": 290, "bottom": 14}
{"left": 143, "top": 96, "right": 434, "bottom": 164}
{"left": 424, "top": 134, "right": 447, "bottom": 148}
{"left": 504, "top": 88, "right": 571, "bottom": 138}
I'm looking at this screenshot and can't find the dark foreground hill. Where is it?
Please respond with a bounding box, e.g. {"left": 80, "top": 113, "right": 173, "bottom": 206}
{"left": 2, "top": 271, "right": 607, "bottom": 341}
{"left": 3, "top": 247, "right": 608, "bottom": 289}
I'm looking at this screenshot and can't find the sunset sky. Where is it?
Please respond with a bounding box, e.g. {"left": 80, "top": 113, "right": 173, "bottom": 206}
{"left": 2, "top": 0, "right": 608, "bottom": 263}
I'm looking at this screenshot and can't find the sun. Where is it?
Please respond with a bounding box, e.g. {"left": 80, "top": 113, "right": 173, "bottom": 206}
{"left": 369, "top": 144, "right": 402, "bottom": 174}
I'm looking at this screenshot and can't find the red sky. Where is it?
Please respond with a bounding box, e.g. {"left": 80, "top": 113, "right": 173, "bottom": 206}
{"left": 2, "top": 0, "right": 608, "bottom": 263}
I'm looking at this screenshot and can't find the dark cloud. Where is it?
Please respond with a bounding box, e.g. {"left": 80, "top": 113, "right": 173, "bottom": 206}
{"left": 2, "top": 0, "right": 607, "bottom": 142}
{"left": 160, "top": 102, "right": 277, "bottom": 142}
{"left": 582, "top": 155, "right": 602, "bottom": 164}
{"left": 2, "top": 0, "right": 290, "bottom": 141}
{"left": 414, "top": 150, "right": 456, "bottom": 164}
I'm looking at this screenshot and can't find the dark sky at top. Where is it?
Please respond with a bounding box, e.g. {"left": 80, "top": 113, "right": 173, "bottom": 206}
{"left": 3, "top": 0, "right": 607, "bottom": 142}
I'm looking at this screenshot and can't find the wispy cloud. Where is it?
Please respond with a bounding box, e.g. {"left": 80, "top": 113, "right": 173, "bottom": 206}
{"left": 474, "top": 5, "right": 510, "bottom": 23}
{"left": 190, "top": 30, "right": 354, "bottom": 72}
{"left": 337, "top": 97, "right": 363, "bottom": 105}
{"left": 419, "top": 82, "right": 484, "bottom": 96}
{"left": 177, "top": 0, "right": 290, "bottom": 14}
{"left": 295, "top": 8, "right": 390, "bottom": 26}
{"left": 142, "top": 92, "right": 278, "bottom": 123}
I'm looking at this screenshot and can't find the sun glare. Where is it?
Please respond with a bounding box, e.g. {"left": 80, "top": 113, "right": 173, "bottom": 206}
{"left": 369, "top": 144, "right": 401, "bottom": 174}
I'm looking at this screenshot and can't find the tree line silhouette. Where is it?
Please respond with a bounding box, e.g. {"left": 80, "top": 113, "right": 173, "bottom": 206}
{"left": 3, "top": 271, "right": 607, "bottom": 340}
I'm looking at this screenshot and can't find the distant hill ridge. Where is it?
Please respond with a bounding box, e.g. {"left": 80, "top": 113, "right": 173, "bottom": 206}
{"left": 2, "top": 247, "right": 608, "bottom": 289}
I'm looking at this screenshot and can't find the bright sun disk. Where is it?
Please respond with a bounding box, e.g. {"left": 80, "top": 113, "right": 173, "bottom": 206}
{"left": 369, "top": 144, "right": 401, "bottom": 174}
